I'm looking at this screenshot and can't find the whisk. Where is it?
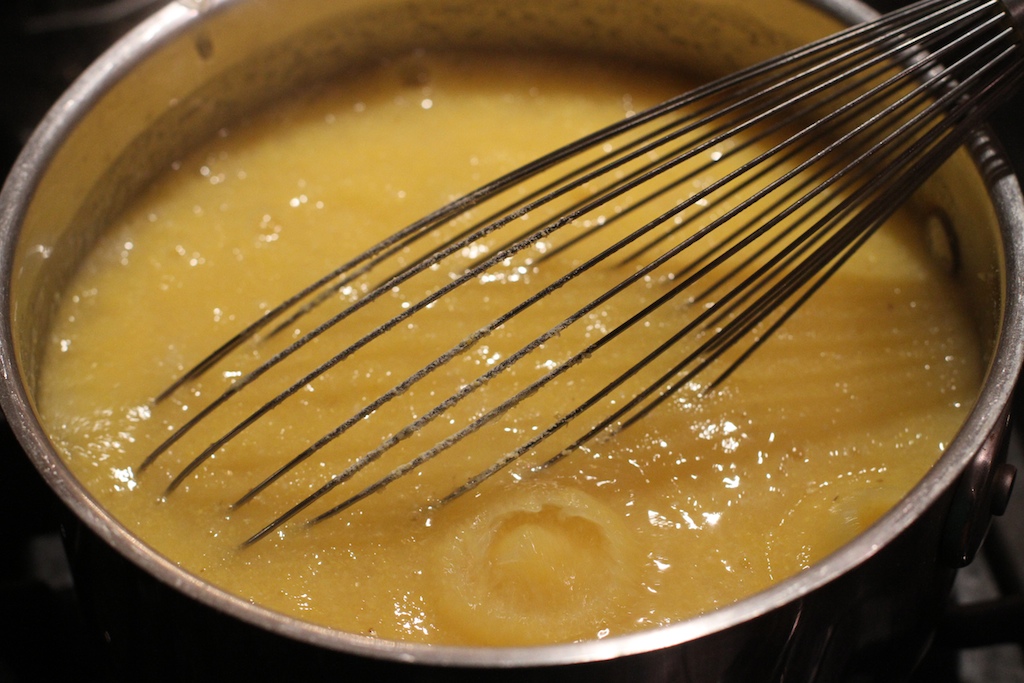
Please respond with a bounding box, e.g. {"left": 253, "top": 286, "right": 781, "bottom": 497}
{"left": 139, "top": 0, "right": 1024, "bottom": 545}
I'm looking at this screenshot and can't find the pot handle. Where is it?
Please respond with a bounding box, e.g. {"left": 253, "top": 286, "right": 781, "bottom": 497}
{"left": 939, "top": 408, "right": 1018, "bottom": 568}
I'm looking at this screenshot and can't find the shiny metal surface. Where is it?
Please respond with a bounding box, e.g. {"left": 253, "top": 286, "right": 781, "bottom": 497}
{"left": 0, "top": 0, "right": 1022, "bottom": 680}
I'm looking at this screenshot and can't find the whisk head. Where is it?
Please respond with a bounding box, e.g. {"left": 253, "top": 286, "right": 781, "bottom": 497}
{"left": 141, "top": 0, "right": 1024, "bottom": 545}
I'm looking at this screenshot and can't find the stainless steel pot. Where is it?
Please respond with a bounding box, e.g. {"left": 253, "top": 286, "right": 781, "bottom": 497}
{"left": 1, "top": 0, "right": 1022, "bottom": 680}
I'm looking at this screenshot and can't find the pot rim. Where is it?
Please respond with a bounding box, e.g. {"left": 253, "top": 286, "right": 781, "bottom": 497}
{"left": 1, "top": 0, "right": 1023, "bottom": 669}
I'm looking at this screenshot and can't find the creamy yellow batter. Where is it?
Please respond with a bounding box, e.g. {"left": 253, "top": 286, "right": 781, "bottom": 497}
{"left": 37, "top": 52, "right": 981, "bottom": 645}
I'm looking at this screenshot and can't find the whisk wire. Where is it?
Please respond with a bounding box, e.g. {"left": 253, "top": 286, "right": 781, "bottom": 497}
{"left": 247, "top": 62, "right": 1015, "bottom": 542}
{"left": 141, "top": 0, "right": 1024, "bottom": 544}
{"left": 153, "top": 0, "right": 967, "bottom": 403}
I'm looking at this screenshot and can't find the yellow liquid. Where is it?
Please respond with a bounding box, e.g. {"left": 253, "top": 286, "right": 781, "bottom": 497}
{"left": 37, "top": 53, "right": 982, "bottom": 645}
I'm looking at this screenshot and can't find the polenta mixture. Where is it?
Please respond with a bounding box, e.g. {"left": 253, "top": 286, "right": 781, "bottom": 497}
{"left": 37, "top": 52, "right": 981, "bottom": 645}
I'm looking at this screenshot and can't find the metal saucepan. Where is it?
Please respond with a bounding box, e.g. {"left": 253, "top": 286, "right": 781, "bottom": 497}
{"left": 0, "top": 0, "right": 1021, "bottom": 680}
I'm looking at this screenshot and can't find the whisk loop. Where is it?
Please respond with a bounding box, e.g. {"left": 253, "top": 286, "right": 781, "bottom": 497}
{"left": 140, "top": 0, "right": 1024, "bottom": 545}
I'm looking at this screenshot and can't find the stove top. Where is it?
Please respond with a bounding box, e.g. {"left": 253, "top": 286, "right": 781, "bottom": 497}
{"left": 1, "top": 1, "right": 1022, "bottom": 681}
